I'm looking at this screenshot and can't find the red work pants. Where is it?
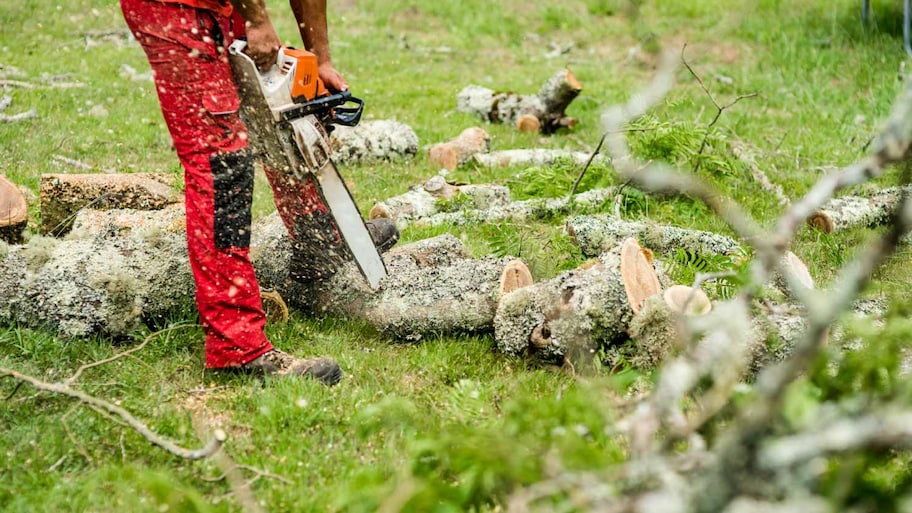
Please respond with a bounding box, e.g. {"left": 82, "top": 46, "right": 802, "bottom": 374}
{"left": 121, "top": 0, "right": 331, "bottom": 367}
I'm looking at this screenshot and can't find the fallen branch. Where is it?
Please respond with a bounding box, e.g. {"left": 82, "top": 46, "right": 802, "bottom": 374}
{"left": 472, "top": 149, "right": 608, "bottom": 168}
{"left": 457, "top": 69, "right": 581, "bottom": 134}
{"left": 807, "top": 185, "right": 910, "bottom": 233}
{"left": 368, "top": 175, "right": 510, "bottom": 227}
{"left": 0, "top": 367, "right": 225, "bottom": 460}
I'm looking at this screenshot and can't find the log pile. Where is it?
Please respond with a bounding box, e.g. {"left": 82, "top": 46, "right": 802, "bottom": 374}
{"left": 329, "top": 120, "right": 419, "bottom": 165}
{"left": 0, "top": 175, "right": 27, "bottom": 243}
{"left": 39, "top": 172, "right": 180, "bottom": 236}
{"left": 457, "top": 69, "right": 582, "bottom": 134}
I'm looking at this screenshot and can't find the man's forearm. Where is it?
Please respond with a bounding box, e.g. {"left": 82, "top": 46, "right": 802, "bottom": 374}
{"left": 228, "top": 0, "right": 271, "bottom": 26}
{"left": 290, "top": 0, "right": 331, "bottom": 64}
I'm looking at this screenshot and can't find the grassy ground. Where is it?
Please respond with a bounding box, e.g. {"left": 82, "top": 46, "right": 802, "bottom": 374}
{"left": 1, "top": 0, "right": 911, "bottom": 511}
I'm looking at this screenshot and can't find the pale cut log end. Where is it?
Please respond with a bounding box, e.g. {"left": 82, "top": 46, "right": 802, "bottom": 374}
{"left": 369, "top": 203, "right": 393, "bottom": 220}
{"left": 663, "top": 285, "right": 712, "bottom": 316}
{"left": 563, "top": 68, "right": 582, "bottom": 91}
{"left": 619, "top": 238, "right": 661, "bottom": 315}
{"left": 808, "top": 211, "right": 834, "bottom": 233}
{"left": 423, "top": 175, "right": 458, "bottom": 199}
{"left": 782, "top": 251, "right": 814, "bottom": 290}
{"left": 516, "top": 114, "right": 541, "bottom": 133}
{"left": 260, "top": 289, "right": 289, "bottom": 324}
{"left": 0, "top": 175, "right": 28, "bottom": 243}
{"left": 428, "top": 145, "right": 458, "bottom": 170}
{"left": 499, "top": 259, "right": 534, "bottom": 299}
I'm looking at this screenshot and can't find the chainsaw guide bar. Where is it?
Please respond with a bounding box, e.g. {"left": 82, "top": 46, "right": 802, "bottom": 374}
{"left": 227, "top": 40, "right": 386, "bottom": 290}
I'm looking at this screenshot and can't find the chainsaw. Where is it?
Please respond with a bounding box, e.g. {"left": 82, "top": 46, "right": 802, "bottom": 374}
{"left": 227, "top": 39, "right": 387, "bottom": 289}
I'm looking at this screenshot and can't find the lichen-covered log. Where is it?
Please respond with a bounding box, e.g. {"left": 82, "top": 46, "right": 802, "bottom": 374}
{"left": 329, "top": 120, "right": 419, "bottom": 165}
{"left": 39, "top": 172, "right": 179, "bottom": 236}
{"left": 494, "top": 238, "right": 665, "bottom": 362}
{"left": 472, "top": 149, "right": 607, "bottom": 168}
{"left": 566, "top": 214, "right": 742, "bottom": 258}
{"left": 0, "top": 175, "right": 27, "bottom": 243}
{"left": 808, "top": 186, "right": 911, "bottom": 233}
{"left": 410, "top": 186, "right": 620, "bottom": 227}
{"left": 368, "top": 175, "right": 510, "bottom": 228}
{"left": 456, "top": 69, "right": 581, "bottom": 134}
{"left": 428, "top": 127, "right": 491, "bottom": 170}
{"left": 251, "top": 217, "right": 526, "bottom": 340}
{"left": 0, "top": 208, "right": 192, "bottom": 337}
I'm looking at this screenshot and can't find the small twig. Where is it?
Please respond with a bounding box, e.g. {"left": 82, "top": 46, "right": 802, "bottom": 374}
{"left": 680, "top": 43, "right": 758, "bottom": 172}
{"left": 51, "top": 154, "right": 93, "bottom": 171}
{"left": 46, "top": 455, "right": 67, "bottom": 473}
{"left": 0, "top": 109, "right": 37, "bottom": 123}
{"left": 61, "top": 406, "right": 94, "bottom": 464}
{"left": 0, "top": 80, "right": 34, "bottom": 88}
{"left": 201, "top": 464, "right": 293, "bottom": 485}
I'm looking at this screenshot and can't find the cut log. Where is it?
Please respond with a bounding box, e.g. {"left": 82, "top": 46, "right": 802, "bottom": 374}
{"left": 39, "top": 173, "right": 179, "bottom": 236}
{"left": 472, "top": 149, "right": 607, "bottom": 168}
{"left": 368, "top": 175, "right": 511, "bottom": 227}
{"left": 457, "top": 69, "right": 582, "bottom": 134}
{"left": 428, "top": 127, "right": 491, "bottom": 170}
{"left": 808, "top": 186, "right": 910, "bottom": 233}
{"left": 494, "top": 238, "right": 665, "bottom": 362}
{"left": 407, "top": 186, "right": 621, "bottom": 228}
{"left": 329, "top": 120, "right": 419, "bottom": 165}
{"left": 663, "top": 285, "right": 712, "bottom": 316}
{"left": 251, "top": 221, "right": 528, "bottom": 341}
{"left": 0, "top": 175, "right": 28, "bottom": 244}
{"left": 566, "top": 214, "right": 742, "bottom": 258}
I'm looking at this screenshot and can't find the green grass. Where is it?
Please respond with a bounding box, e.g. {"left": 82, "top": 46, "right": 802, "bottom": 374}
{"left": 2, "top": 0, "right": 912, "bottom": 510}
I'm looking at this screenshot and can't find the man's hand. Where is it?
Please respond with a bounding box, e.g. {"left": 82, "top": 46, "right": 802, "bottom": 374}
{"left": 245, "top": 21, "right": 282, "bottom": 71}
{"left": 319, "top": 61, "right": 348, "bottom": 92}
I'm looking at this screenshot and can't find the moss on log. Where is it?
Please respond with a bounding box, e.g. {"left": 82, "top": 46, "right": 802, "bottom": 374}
{"left": 808, "top": 186, "right": 911, "bottom": 233}
{"left": 494, "top": 238, "right": 666, "bottom": 362}
{"left": 567, "top": 214, "right": 742, "bottom": 258}
{"left": 329, "top": 120, "right": 419, "bottom": 165}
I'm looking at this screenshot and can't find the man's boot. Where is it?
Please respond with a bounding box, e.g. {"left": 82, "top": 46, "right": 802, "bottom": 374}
{"left": 242, "top": 349, "right": 342, "bottom": 385}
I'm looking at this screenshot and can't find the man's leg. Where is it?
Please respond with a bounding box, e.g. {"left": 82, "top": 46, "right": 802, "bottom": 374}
{"left": 120, "top": 0, "right": 339, "bottom": 383}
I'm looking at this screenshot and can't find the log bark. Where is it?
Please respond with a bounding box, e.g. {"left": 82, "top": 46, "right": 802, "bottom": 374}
{"left": 472, "top": 149, "right": 607, "bottom": 168}
{"left": 250, "top": 218, "right": 529, "bottom": 340}
{"left": 494, "top": 238, "right": 668, "bottom": 363}
{"left": 456, "top": 69, "right": 582, "bottom": 134}
{"left": 808, "top": 186, "right": 910, "bottom": 233}
{"left": 428, "top": 127, "right": 491, "bottom": 170}
{"left": 405, "top": 186, "right": 621, "bottom": 228}
{"left": 39, "top": 173, "right": 179, "bottom": 236}
{"left": 566, "top": 214, "right": 742, "bottom": 258}
{"left": 368, "top": 175, "right": 511, "bottom": 227}
{"left": 0, "top": 175, "right": 27, "bottom": 243}
{"left": 329, "top": 120, "right": 419, "bottom": 165}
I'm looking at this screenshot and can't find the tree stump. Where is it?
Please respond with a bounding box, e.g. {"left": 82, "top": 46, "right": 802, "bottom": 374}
{"left": 456, "top": 69, "right": 582, "bottom": 134}
{"left": 39, "top": 173, "right": 179, "bottom": 236}
{"left": 0, "top": 175, "right": 27, "bottom": 244}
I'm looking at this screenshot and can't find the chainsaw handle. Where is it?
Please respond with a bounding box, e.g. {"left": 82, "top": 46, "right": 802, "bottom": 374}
{"left": 331, "top": 95, "right": 364, "bottom": 127}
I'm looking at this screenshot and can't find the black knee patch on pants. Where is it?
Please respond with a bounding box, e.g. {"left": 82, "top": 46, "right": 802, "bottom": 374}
{"left": 211, "top": 149, "right": 254, "bottom": 249}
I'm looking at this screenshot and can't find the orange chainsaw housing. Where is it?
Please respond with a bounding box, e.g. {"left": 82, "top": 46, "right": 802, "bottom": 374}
{"left": 283, "top": 47, "right": 329, "bottom": 102}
